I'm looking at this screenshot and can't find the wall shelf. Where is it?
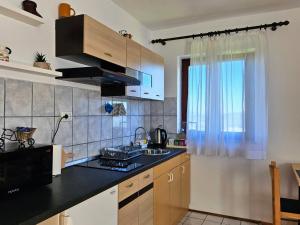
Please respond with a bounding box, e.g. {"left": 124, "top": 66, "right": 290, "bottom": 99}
{"left": 0, "top": 61, "right": 62, "bottom": 78}
{"left": 0, "top": 1, "right": 44, "bottom": 26}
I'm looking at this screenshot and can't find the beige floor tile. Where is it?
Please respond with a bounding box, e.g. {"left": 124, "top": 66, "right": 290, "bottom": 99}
{"left": 189, "top": 212, "right": 208, "bottom": 220}
{"left": 184, "top": 211, "right": 192, "bottom": 217}
{"left": 180, "top": 216, "right": 188, "bottom": 224}
{"left": 222, "top": 218, "right": 241, "bottom": 225}
{"left": 202, "top": 220, "right": 222, "bottom": 225}
{"left": 206, "top": 215, "right": 224, "bottom": 223}
{"left": 184, "top": 218, "right": 204, "bottom": 225}
{"left": 240, "top": 222, "right": 258, "bottom": 225}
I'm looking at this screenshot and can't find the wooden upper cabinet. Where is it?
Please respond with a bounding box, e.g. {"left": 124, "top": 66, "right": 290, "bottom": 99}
{"left": 84, "top": 16, "right": 126, "bottom": 67}
{"left": 126, "top": 39, "right": 141, "bottom": 71}
{"left": 56, "top": 15, "right": 126, "bottom": 67}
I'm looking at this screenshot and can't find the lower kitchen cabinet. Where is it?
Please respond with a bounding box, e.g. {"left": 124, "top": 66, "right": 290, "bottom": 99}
{"left": 154, "top": 154, "right": 191, "bottom": 225}
{"left": 65, "top": 186, "right": 118, "bottom": 225}
{"left": 153, "top": 172, "right": 171, "bottom": 225}
{"left": 118, "top": 189, "right": 153, "bottom": 225}
{"left": 139, "top": 189, "right": 154, "bottom": 225}
{"left": 180, "top": 160, "right": 191, "bottom": 217}
{"left": 119, "top": 198, "right": 139, "bottom": 225}
{"left": 118, "top": 169, "right": 154, "bottom": 225}
{"left": 170, "top": 166, "right": 182, "bottom": 225}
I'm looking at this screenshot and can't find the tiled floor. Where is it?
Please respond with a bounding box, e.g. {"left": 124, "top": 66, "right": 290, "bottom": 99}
{"left": 178, "top": 212, "right": 259, "bottom": 225}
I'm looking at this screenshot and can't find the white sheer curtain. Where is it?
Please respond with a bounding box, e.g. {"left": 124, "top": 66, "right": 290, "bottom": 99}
{"left": 186, "top": 31, "right": 268, "bottom": 159}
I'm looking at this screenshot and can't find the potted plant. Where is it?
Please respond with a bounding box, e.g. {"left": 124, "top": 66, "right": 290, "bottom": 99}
{"left": 33, "top": 52, "right": 51, "bottom": 70}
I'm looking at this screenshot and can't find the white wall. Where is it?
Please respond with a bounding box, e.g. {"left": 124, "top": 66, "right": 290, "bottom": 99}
{"left": 152, "top": 8, "right": 300, "bottom": 222}
{"left": 0, "top": 0, "right": 152, "bottom": 75}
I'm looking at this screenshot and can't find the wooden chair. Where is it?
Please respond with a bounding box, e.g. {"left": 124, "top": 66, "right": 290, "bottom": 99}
{"left": 269, "top": 161, "right": 300, "bottom": 225}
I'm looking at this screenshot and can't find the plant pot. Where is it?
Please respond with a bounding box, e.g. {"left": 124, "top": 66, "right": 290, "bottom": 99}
{"left": 33, "top": 62, "right": 51, "bottom": 70}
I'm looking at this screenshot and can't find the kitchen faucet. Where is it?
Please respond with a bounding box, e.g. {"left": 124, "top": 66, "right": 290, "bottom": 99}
{"left": 134, "top": 127, "right": 149, "bottom": 145}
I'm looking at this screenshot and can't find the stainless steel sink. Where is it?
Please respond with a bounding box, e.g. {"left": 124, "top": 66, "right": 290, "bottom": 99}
{"left": 143, "top": 149, "right": 171, "bottom": 156}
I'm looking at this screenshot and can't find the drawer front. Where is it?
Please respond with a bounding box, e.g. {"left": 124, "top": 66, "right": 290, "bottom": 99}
{"left": 139, "top": 189, "right": 153, "bottom": 225}
{"left": 126, "top": 86, "right": 141, "bottom": 97}
{"left": 153, "top": 154, "right": 182, "bottom": 179}
{"left": 84, "top": 16, "right": 126, "bottom": 67}
{"left": 119, "top": 198, "right": 139, "bottom": 225}
{"left": 139, "top": 169, "right": 153, "bottom": 189}
{"left": 119, "top": 175, "right": 139, "bottom": 202}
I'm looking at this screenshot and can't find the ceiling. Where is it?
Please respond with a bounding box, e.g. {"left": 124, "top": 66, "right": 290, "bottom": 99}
{"left": 112, "top": 0, "right": 300, "bottom": 30}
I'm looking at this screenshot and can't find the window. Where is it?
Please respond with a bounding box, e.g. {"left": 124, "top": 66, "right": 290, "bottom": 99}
{"left": 185, "top": 33, "right": 268, "bottom": 159}
{"left": 183, "top": 58, "right": 245, "bottom": 133}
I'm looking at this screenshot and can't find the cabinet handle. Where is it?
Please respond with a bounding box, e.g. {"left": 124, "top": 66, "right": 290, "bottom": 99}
{"left": 110, "top": 189, "right": 116, "bottom": 195}
{"left": 104, "top": 52, "right": 113, "bottom": 57}
{"left": 130, "top": 90, "right": 137, "bottom": 93}
{"left": 144, "top": 92, "right": 149, "bottom": 95}
{"left": 126, "top": 183, "right": 134, "bottom": 188}
{"left": 168, "top": 173, "right": 172, "bottom": 183}
{"left": 144, "top": 174, "right": 151, "bottom": 179}
{"left": 60, "top": 213, "right": 71, "bottom": 225}
{"left": 181, "top": 166, "right": 185, "bottom": 174}
{"left": 171, "top": 173, "right": 174, "bottom": 182}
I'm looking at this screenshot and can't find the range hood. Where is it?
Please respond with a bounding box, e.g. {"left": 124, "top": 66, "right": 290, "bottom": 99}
{"left": 56, "top": 67, "right": 140, "bottom": 86}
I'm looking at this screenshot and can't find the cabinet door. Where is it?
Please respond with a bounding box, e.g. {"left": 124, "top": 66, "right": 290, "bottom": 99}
{"left": 141, "top": 47, "right": 156, "bottom": 75}
{"left": 180, "top": 160, "right": 191, "bottom": 217}
{"left": 125, "top": 68, "right": 141, "bottom": 97}
{"left": 170, "top": 167, "right": 182, "bottom": 225}
{"left": 154, "top": 172, "right": 171, "bottom": 225}
{"left": 67, "top": 186, "right": 118, "bottom": 225}
{"left": 126, "top": 86, "right": 141, "bottom": 98}
{"left": 84, "top": 16, "right": 126, "bottom": 67}
{"left": 126, "top": 39, "right": 141, "bottom": 71}
{"left": 152, "top": 55, "right": 164, "bottom": 100}
{"left": 139, "top": 189, "right": 154, "bottom": 225}
{"left": 141, "top": 47, "right": 164, "bottom": 100}
{"left": 119, "top": 198, "right": 139, "bottom": 225}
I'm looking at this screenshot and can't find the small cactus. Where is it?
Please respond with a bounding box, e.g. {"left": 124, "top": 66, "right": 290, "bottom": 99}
{"left": 34, "top": 52, "right": 47, "bottom": 62}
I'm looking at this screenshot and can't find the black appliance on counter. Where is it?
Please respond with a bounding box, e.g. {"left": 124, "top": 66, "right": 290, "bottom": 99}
{"left": 0, "top": 144, "right": 53, "bottom": 198}
{"left": 148, "top": 127, "right": 168, "bottom": 149}
{"left": 77, "top": 146, "right": 143, "bottom": 172}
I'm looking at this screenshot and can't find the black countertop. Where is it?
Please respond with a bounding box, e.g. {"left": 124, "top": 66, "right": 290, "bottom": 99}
{"left": 0, "top": 148, "right": 186, "bottom": 225}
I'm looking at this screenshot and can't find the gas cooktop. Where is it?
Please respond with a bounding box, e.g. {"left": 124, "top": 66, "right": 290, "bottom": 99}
{"left": 77, "top": 158, "right": 143, "bottom": 172}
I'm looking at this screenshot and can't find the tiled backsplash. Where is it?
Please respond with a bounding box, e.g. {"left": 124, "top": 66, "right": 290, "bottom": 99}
{"left": 0, "top": 78, "right": 177, "bottom": 163}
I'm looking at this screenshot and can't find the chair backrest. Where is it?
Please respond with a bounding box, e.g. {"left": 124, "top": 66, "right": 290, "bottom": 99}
{"left": 269, "top": 161, "right": 281, "bottom": 225}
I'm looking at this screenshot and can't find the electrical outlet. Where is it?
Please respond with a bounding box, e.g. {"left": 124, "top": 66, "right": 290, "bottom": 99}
{"left": 60, "top": 112, "right": 72, "bottom": 122}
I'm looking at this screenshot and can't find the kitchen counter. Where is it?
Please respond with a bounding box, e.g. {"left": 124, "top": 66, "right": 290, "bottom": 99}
{"left": 0, "top": 148, "right": 186, "bottom": 225}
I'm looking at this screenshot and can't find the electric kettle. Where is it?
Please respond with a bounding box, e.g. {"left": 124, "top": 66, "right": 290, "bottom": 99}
{"left": 154, "top": 127, "right": 168, "bottom": 148}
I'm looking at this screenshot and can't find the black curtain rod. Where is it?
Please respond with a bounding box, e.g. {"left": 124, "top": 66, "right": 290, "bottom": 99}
{"left": 151, "top": 20, "right": 290, "bottom": 45}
